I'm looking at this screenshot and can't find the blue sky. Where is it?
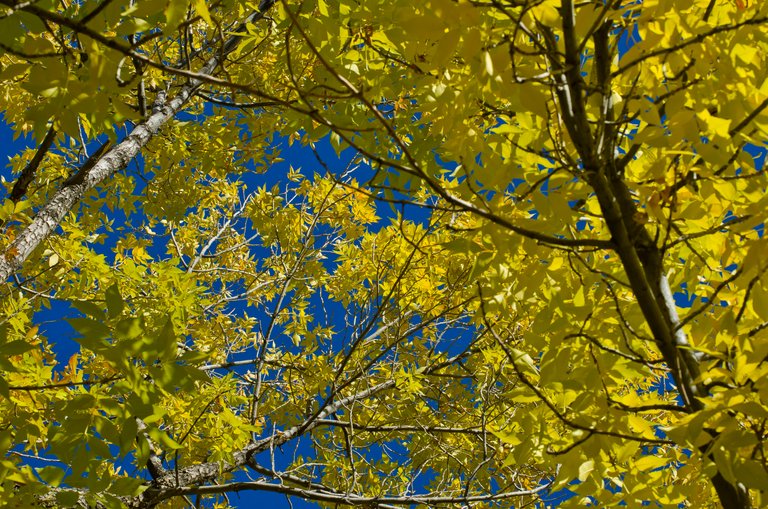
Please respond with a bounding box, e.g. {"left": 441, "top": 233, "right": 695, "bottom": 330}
{"left": 0, "top": 107, "right": 693, "bottom": 508}
{"left": 2, "top": 113, "right": 477, "bottom": 508}
{"left": 1, "top": 116, "right": 316, "bottom": 507}
{"left": 7, "top": 70, "right": 764, "bottom": 506}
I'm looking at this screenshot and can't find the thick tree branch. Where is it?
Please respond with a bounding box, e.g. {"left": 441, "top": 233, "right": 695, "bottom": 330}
{"left": 283, "top": 2, "right": 613, "bottom": 251}
{"left": 315, "top": 419, "right": 487, "bottom": 435}
{"left": 159, "top": 478, "right": 551, "bottom": 507}
{"left": 0, "top": 2, "right": 276, "bottom": 281}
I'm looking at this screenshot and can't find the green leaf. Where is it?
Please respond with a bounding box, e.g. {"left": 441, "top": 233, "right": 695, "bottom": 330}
{"left": 115, "top": 317, "right": 143, "bottom": 341}
{"left": 56, "top": 491, "right": 81, "bottom": 506}
{"left": 154, "top": 317, "right": 177, "bottom": 361}
{"left": 469, "top": 250, "right": 494, "bottom": 280}
{"left": 37, "top": 466, "right": 66, "bottom": 486}
{"left": 71, "top": 300, "right": 105, "bottom": 320}
{"left": 193, "top": 0, "right": 212, "bottom": 25}
{"left": 164, "top": 0, "right": 188, "bottom": 31}
{"left": 0, "top": 340, "right": 35, "bottom": 356}
{"left": 105, "top": 284, "right": 124, "bottom": 318}
{"left": 68, "top": 318, "right": 111, "bottom": 347}
{"left": 733, "top": 460, "right": 768, "bottom": 490}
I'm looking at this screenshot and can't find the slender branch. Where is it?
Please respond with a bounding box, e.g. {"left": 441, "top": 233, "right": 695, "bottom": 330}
{"left": 315, "top": 419, "right": 487, "bottom": 436}
{"left": 478, "top": 288, "right": 674, "bottom": 447}
{"left": 665, "top": 215, "right": 752, "bottom": 249}
{"left": 8, "top": 125, "right": 56, "bottom": 203}
{"left": 282, "top": 1, "right": 613, "bottom": 251}
{"left": 677, "top": 267, "right": 742, "bottom": 331}
{"left": 614, "top": 16, "right": 768, "bottom": 77}
{"left": 0, "top": 2, "right": 277, "bottom": 281}
{"left": 79, "top": 0, "right": 116, "bottom": 25}
{"left": 160, "top": 478, "right": 552, "bottom": 506}
{"left": 729, "top": 96, "right": 768, "bottom": 137}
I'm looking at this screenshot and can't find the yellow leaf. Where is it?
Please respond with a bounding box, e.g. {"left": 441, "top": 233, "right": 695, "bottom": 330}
{"left": 318, "top": 0, "right": 329, "bottom": 16}
{"left": 732, "top": 44, "right": 757, "bottom": 66}
{"left": 578, "top": 460, "right": 594, "bottom": 481}
{"left": 573, "top": 286, "right": 585, "bottom": 307}
{"left": 697, "top": 109, "right": 732, "bottom": 138}
{"left": 548, "top": 257, "right": 564, "bottom": 271}
{"left": 533, "top": 0, "right": 560, "bottom": 26}
{"left": 484, "top": 51, "right": 494, "bottom": 76}
{"left": 194, "top": 0, "right": 212, "bottom": 25}
{"left": 635, "top": 455, "right": 668, "bottom": 472}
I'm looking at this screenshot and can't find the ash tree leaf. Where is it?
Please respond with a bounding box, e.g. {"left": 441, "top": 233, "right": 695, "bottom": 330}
{"left": 71, "top": 300, "right": 105, "bottom": 320}
{"left": 69, "top": 318, "right": 111, "bottom": 349}
{"left": 0, "top": 340, "right": 35, "bottom": 356}
{"left": 36, "top": 466, "right": 66, "bottom": 487}
{"left": 105, "top": 283, "right": 124, "bottom": 318}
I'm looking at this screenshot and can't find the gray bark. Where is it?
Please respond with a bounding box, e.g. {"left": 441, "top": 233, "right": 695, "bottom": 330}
{"left": 134, "top": 379, "right": 396, "bottom": 507}
{"left": 555, "top": 3, "right": 751, "bottom": 507}
{"left": 0, "top": 87, "right": 192, "bottom": 281}
{"left": 0, "top": 4, "right": 273, "bottom": 282}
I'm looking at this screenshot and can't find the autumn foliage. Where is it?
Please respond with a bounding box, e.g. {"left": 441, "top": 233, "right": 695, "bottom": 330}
{"left": 0, "top": 0, "right": 767, "bottom": 508}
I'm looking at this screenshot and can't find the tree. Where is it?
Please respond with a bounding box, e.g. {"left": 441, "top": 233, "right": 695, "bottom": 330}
{"left": 0, "top": 0, "right": 767, "bottom": 508}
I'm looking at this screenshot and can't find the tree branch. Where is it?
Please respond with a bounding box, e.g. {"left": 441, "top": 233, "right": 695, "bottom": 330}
{"left": 8, "top": 124, "right": 56, "bottom": 203}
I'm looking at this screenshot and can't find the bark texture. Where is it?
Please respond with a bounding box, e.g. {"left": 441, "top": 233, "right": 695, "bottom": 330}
{"left": 0, "top": 3, "right": 274, "bottom": 282}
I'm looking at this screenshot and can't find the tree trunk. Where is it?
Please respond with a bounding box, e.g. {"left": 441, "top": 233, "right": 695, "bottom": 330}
{"left": 0, "top": 5, "right": 273, "bottom": 282}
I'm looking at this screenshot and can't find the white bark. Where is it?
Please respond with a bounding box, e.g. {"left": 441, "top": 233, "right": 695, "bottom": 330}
{"left": 0, "top": 5, "right": 273, "bottom": 281}
{"left": 139, "top": 379, "right": 397, "bottom": 506}
{"left": 0, "top": 89, "right": 192, "bottom": 281}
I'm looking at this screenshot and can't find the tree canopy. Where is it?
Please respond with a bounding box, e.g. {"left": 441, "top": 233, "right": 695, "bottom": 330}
{"left": 0, "top": 0, "right": 767, "bottom": 507}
